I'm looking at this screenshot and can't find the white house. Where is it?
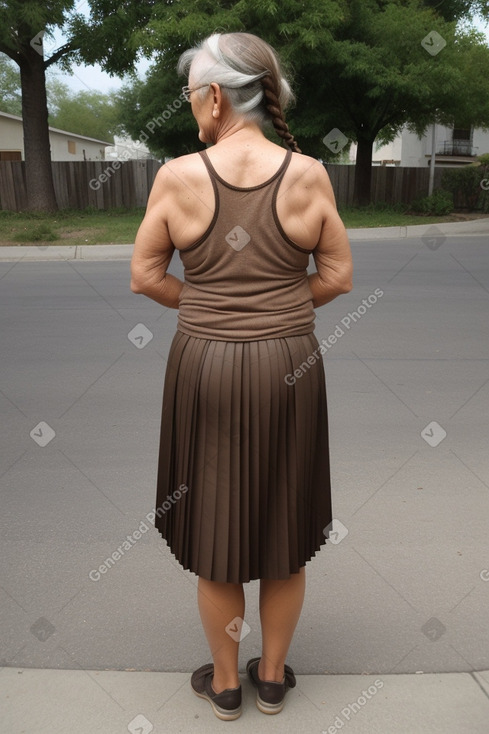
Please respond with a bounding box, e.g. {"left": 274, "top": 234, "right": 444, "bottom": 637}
{"left": 0, "top": 111, "right": 112, "bottom": 161}
{"left": 349, "top": 123, "right": 489, "bottom": 167}
{"left": 104, "top": 134, "right": 155, "bottom": 161}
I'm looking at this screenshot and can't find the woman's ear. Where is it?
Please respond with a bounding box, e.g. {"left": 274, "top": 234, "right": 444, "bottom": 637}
{"left": 209, "top": 82, "right": 223, "bottom": 115}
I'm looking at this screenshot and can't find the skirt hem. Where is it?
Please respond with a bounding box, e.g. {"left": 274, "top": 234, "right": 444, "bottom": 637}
{"left": 154, "top": 528, "right": 330, "bottom": 583}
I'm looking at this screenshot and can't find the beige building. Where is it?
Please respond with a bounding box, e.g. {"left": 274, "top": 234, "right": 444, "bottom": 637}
{"left": 0, "top": 111, "right": 112, "bottom": 161}
{"left": 349, "top": 123, "right": 489, "bottom": 167}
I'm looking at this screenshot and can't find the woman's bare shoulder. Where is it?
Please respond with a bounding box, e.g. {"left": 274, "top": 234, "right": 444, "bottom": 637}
{"left": 279, "top": 153, "right": 332, "bottom": 208}
{"left": 154, "top": 152, "right": 208, "bottom": 191}
{"left": 288, "top": 153, "right": 330, "bottom": 186}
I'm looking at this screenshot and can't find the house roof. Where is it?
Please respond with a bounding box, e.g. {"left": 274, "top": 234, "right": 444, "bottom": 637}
{"left": 0, "top": 111, "right": 113, "bottom": 146}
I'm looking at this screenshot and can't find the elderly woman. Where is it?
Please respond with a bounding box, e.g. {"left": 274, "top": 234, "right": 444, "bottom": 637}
{"left": 131, "top": 31, "right": 352, "bottom": 721}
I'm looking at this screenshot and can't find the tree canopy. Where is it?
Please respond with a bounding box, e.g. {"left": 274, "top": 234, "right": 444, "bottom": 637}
{"left": 0, "top": 55, "right": 22, "bottom": 115}
{"left": 422, "top": 0, "right": 489, "bottom": 21}
{"left": 115, "top": 0, "right": 489, "bottom": 203}
{"left": 48, "top": 81, "right": 119, "bottom": 142}
{"left": 0, "top": 62, "right": 119, "bottom": 141}
{"left": 1, "top": 0, "right": 488, "bottom": 209}
{"left": 0, "top": 0, "right": 157, "bottom": 210}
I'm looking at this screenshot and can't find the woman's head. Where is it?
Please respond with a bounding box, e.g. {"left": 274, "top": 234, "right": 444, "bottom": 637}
{"left": 178, "top": 32, "right": 301, "bottom": 152}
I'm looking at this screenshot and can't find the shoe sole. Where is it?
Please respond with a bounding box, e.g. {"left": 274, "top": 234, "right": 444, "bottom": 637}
{"left": 256, "top": 695, "right": 285, "bottom": 715}
{"left": 246, "top": 659, "right": 287, "bottom": 715}
{"left": 192, "top": 688, "right": 242, "bottom": 721}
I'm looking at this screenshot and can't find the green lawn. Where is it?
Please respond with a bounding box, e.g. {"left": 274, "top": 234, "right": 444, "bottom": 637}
{"left": 338, "top": 206, "right": 452, "bottom": 229}
{"left": 0, "top": 206, "right": 467, "bottom": 246}
{"left": 0, "top": 208, "right": 145, "bottom": 246}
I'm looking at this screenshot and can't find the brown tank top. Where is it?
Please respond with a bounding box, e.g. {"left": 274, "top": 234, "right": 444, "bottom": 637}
{"left": 176, "top": 148, "right": 315, "bottom": 341}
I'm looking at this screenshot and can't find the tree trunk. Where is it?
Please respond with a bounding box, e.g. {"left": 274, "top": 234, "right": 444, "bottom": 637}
{"left": 353, "top": 136, "right": 374, "bottom": 207}
{"left": 20, "top": 49, "right": 58, "bottom": 212}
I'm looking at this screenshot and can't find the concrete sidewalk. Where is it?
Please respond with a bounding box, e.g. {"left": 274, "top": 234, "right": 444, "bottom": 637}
{"left": 0, "top": 216, "right": 488, "bottom": 262}
{"left": 2, "top": 666, "right": 489, "bottom": 733}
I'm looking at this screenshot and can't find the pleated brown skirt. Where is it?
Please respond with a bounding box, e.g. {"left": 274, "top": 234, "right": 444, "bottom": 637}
{"left": 154, "top": 329, "right": 332, "bottom": 583}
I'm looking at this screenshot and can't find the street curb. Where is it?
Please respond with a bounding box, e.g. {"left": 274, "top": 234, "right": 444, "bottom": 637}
{"left": 0, "top": 244, "right": 134, "bottom": 262}
{"left": 347, "top": 217, "right": 489, "bottom": 240}
{"left": 0, "top": 219, "right": 488, "bottom": 262}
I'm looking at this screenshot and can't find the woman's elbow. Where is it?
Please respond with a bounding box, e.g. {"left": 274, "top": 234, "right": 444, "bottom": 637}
{"left": 130, "top": 266, "right": 147, "bottom": 294}
{"left": 340, "top": 276, "right": 353, "bottom": 294}
{"left": 130, "top": 278, "right": 143, "bottom": 294}
{"left": 334, "top": 264, "right": 353, "bottom": 295}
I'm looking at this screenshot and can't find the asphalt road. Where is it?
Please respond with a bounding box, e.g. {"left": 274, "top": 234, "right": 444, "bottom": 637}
{"left": 1, "top": 233, "right": 488, "bottom": 676}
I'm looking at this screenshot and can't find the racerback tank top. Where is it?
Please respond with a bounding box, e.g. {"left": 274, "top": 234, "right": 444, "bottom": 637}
{"left": 176, "top": 148, "right": 316, "bottom": 341}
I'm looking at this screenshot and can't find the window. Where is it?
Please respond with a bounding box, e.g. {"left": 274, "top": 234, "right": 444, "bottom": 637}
{"left": 67, "top": 140, "right": 76, "bottom": 154}
{"left": 452, "top": 127, "right": 471, "bottom": 141}
{"left": 0, "top": 151, "right": 22, "bottom": 161}
{"left": 451, "top": 125, "right": 473, "bottom": 155}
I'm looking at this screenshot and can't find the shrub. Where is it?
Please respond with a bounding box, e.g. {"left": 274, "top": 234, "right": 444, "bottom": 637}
{"left": 441, "top": 164, "right": 488, "bottom": 211}
{"left": 410, "top": 189, "right": 454, "bottom": 215}
{"left": 476, "top": 155, "right": 489, "bottom": 213}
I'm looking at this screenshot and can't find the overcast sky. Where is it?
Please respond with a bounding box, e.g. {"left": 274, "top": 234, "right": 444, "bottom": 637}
{"left": 47, "top": 15, "right": 489, "bottom": 96}
{"left": 48, "top": 56, "right": 151, "bottom": 95}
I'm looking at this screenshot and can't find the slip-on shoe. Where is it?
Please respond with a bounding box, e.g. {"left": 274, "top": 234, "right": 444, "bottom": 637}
{"left": 191, "top": 663, "right": 242, "bottom": 720}
{"left": 246, "top": 657, "right": 296, "bottom": 714}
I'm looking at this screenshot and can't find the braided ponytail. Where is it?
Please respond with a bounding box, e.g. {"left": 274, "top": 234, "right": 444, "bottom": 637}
{"left": 178, "top": 32, "right": 302, "bottom": 153}
{"left": 260, "top": 74, "right": 302, "bottom": 154}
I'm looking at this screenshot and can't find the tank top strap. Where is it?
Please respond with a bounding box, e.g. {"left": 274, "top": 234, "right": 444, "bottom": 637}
{"left": 198, "top": 148, "right": 292, "bottom": 191}
{"left": 271, "top": 148, "right": 293, "bottom": 188}
{"left": 198, "top": 149, "right": 218, "bottom": 182}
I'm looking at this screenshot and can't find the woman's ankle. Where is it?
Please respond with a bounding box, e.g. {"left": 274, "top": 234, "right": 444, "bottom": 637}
{"left": 211, "top": 674, "right": 240, "bottom": 694}
{"left": 257, "top": 657, "right": 285, "bottom": 683}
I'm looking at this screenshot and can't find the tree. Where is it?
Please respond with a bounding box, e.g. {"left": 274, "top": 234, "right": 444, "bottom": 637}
{"left": 115, "top": 68, "right": 200, "bottom": 159}
{"left": 0, "top": 1, "right": 156, "bottom": 211}
{"left": 0, "top": 63, "right": 119, "bottom": 141}
{"left": 3, "top": 0, "right": 488, "bottom": 210}
{"left": 0, "top": 2, "right": 76, "bottom": 210}
{"left": 115, "top": 0, "right": 345, "bottom": 157}
{"left": 422, "top": 0, "right": 489, "bottom": 21}
{"left": 0, "top": 55, "right": 22, "bottom": 115}
{"left": 0, "top": 62, "right": 118, "bottom": 140}
{"left": 289, "top": 0, "right": 489, "bottom": 204}
{"left": 48, "top": 80, "right": 119, "bottom": 142}
{"left": 115, "top": 0, "right": 489, "bottom": 205}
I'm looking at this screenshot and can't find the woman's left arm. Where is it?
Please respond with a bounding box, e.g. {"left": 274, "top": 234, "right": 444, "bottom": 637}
{"left": 130, "top": 165, "right": 184, "bottom": 309}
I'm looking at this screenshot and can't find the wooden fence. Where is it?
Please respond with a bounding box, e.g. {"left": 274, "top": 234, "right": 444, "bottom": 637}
{"left": 0, "top": 159, "right": 444, "bottom": 211}
{"left": 324, "top": 164, "right": 444, "bottom": 207}
{"left": 0, "top": 159, "right": 162, "bottom": 212}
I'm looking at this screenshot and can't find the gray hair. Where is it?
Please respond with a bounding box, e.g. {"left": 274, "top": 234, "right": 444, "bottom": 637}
{"left": 177, "top": 32, "right": 296, "bottom": 130}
